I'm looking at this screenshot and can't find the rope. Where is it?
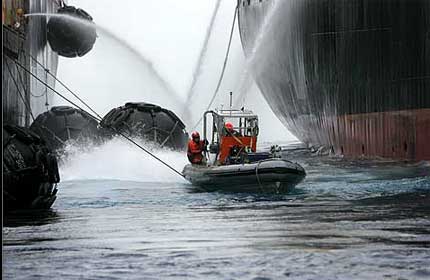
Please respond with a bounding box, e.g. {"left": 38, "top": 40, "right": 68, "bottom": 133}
{"left": 4, "top": 58, "right": 35, "bottom": 121}
{"left": 192, "top": 3, "right": 239, "bottom": 130}
{"left": 7, "top": 55, "right": 100, "bottom": 121}
{"left": 4, "top": 54, "right": 185, "bottom": 179}
{"left": 38, "top": 124, "right": 66, "bottom": 145}
{"left": 14, "top": 57, "right": 29, "bottom": 94}
{"left": 159, "top": 120, "right": 179, "bottom": 148}
{"left": 6, "top": 54, "right": 70, "bottom": 145}
{"left": 115, "top": 130, "right": 185, "bottom": 178}
{"left": 185, "top": 0, "right": 222, "bottom": 104}
{"left": 25, "top": 52, "right": 103, "bottom": 119}
{"left": 255, "top": 160, "right": 264, "bottom": 192}
{"left": 44, "top": 48, "right": 50, "bottom": 111}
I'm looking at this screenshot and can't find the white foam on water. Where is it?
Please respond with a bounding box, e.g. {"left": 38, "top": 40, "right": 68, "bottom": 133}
{"left": 59, "top": 137, "right": 188, "bottom": 183}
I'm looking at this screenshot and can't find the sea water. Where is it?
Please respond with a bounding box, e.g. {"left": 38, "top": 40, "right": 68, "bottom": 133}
{"left": 3, "top": 140, "right": 430, "bottom": 280}
{"left": 6, "top": 6, "right": 429, "bottom": 280}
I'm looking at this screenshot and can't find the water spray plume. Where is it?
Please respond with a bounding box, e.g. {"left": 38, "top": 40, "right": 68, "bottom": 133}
{"left": 234, "top": 0, "right": 280, "bottom": 107}
{"left": 184, "top": 0, "right": 222, "bottom": 107}
{"left": 191, "top": 4, "right": 238, "bottom": 130}
{"left": 17, "top": 13, "right": 190, "bottom": 178}
{"left": 25, "top": 13, "right": 189, "bottom": 119}
{"left": 9, "top": 53, "right": 186, "bottom": 179}
{"left": 59, "top": 137, "right": 188, "bottom": 183}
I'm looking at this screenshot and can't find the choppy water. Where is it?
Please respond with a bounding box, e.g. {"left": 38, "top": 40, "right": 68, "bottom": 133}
{"left": 3, "top": 141, "right": 430, "bottom": 280}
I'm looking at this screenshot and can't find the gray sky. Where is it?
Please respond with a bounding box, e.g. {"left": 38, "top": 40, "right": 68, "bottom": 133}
{"left": 56, "top": 0, "right": 297, "bottom": 142}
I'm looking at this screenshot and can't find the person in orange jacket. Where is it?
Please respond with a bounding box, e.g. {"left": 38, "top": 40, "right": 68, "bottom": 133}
{"left": 224, "top": 122, "right": 241, "bottom": 137}
{"left": 187, "top": 131, "right": 208, "bottom": 165}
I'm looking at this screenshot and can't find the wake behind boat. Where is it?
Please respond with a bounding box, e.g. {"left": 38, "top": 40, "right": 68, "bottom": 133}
{"left": 183, "top": 106, "right": 306, "bottom": 193}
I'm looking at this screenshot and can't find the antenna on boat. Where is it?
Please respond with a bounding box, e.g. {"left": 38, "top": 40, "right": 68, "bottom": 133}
{"left": 229, "top": 91, "right": 233, "bottom": 116}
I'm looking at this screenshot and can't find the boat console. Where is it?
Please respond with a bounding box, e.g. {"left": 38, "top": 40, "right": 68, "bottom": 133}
{"left": 182, "top": 107, "right": 306, "bottom": 193}
{"left": 203, "top": 108, "right": 260, "bottom": 165}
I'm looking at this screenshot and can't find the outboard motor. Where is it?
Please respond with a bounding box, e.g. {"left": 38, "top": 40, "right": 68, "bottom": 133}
{"left": 30, "top": 106, "right": 100, "bottom": 151}
{"left": 100, "top": 102, "right": 188, "bottom": 150}
{"left": 3, "top": 125, "right": 60, "bottom": 211}
{"left": 47, "top": 5, "right": 97, "bottom": 57}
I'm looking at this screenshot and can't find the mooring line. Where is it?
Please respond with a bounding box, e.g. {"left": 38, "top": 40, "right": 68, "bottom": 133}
{"left": 192, "top": 3, "right": 239, "bottom": 130}
{"left": 6, "top": 54, "right": 102, "bottom": 121}
{"left": 4, "top": 58, "right": 35, "bottom": 121}
{"left": 5, "top": 52, "right": 73, "bottom": 145}
{"left": 185, "top": 0, "right": 222, "bottom": 104}
{"left": 25, "top": 52, "right": 103, "bottom": 119}
{"left": 4, "top": 53, "right": 186, "bottom": 179}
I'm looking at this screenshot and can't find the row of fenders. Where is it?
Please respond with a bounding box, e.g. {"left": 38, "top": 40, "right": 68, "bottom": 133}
{"left": 4, "top": 102, "right": 189, "bottom": 212}
{"left": 30, "top": 102, "right": 189, "bottom": 152}
{"left": 3, "top": 3, "right": 98, "bottom": 213}
{"left": 5, "top": 5, "right": 187, "bottom": 212}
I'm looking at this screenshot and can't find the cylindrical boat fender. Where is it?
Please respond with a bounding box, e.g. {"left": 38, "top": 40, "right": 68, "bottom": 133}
{"left": 3, "top": 125, "right": 60, "bottom": 211}
{"left": 47, "top": 5, "right": 97, "bottom": 58}
{"left": 111, "top": 109, "right": 132, "bottom": 127}
{"left": 30, "top": 106, "right": 100, "bottom": 152}
{"left": 100, "top": 102, "right": 189, "bottom": 150}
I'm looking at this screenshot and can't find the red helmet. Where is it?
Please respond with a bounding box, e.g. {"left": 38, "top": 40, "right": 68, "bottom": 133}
{"left": 225, "top": 122, "right": 234, "bottom": 131}
{"left": 191, "top": 131, "right": 200, "bottom": 139}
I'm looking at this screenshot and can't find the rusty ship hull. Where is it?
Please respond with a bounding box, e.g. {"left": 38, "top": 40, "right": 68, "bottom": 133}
{"left": 238, "top": 0, "right": 430, "bottom": 160}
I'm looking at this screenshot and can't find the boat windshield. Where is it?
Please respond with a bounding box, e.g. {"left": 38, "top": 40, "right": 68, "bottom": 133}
{"left": 220, "top": 117, "right": 258, "bottom": 137}
{"left": 203, "top": 109, "right": 259, "bottom": 145}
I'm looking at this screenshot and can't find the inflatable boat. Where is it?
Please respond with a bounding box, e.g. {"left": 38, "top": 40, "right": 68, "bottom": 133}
{"left": 183, "top": 158, "right": 305, "bottom": 193}
{"left": 183, "top": 108, "right": 306, "bottom": 193}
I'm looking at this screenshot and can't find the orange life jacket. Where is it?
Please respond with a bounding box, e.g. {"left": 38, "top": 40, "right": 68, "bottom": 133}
{"left": 187, "top": 140, "right": 205, "bottom": 164}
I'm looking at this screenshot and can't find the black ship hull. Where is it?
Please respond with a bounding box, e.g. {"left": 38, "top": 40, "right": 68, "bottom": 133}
{"left": 238, "top": 0, "right": 430, "bottom": 160}
{"left": 3, "top": 0, "right": 59, "bottom": 127}
{"left": 3, "top": 0, "right": 61, "bottom": 211}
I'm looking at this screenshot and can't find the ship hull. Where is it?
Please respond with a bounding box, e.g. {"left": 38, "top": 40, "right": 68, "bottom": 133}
{"left": 3, "top": 0, "right": 61, "bottom": 212}
{"left": 238, "top": 0, "right": 430, "bottom": 160}
{"left": 3, "top": 0, "right": 59, "bottom": 127}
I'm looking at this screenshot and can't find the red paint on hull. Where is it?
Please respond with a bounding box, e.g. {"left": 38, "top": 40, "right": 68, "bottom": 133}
{"left": 333, "top": 109, "right": 430, "bottom": 161}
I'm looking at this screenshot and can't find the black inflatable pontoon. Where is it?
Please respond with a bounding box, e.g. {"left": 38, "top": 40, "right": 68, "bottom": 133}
{"left": 183, "top": 108, "right": 306, "bottom": 193}
{"left": 183, "top": 158, "right": 305, "bottom": 193}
